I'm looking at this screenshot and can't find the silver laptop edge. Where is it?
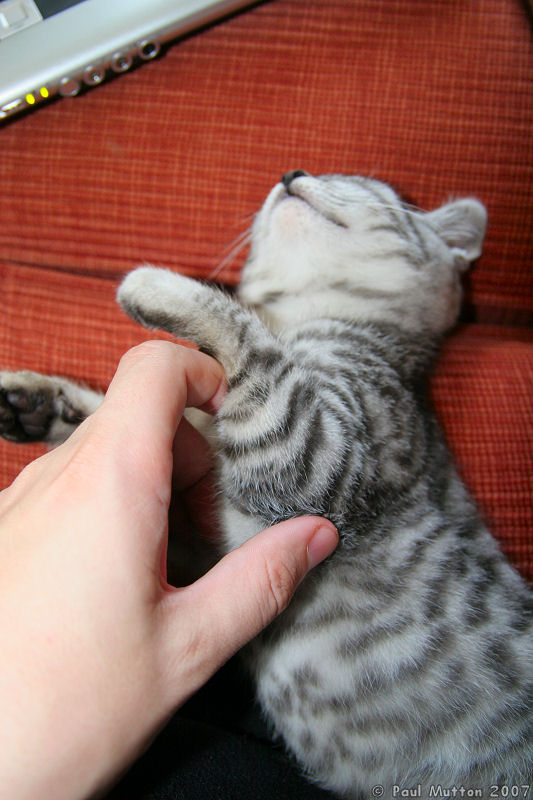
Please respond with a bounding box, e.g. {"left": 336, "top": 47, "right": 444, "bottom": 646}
{"left": 0, "top": 0, "right": 256, "bottom": 120}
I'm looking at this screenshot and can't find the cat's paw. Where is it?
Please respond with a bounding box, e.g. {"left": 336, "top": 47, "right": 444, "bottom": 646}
{"left": 117, "top": 266, "right": 200, "bottom": 333}
{"left": 0, "top": 371, "right": 84, "bottom": 443}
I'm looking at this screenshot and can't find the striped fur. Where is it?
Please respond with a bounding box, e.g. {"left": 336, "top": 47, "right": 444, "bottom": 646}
{"left": 2, "top": 172, "right": 530, "bottom": 797}
{"left": 118, "top": 173, "right": 532, "bottom": 797}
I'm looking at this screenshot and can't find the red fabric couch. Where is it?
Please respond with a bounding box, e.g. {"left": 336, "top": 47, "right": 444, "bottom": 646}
{"left": 0, "top": 0, "right": 531, "bottom": 582}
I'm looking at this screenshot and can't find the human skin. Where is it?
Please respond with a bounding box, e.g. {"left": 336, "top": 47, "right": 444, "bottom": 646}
{"left": 0, "top": 341, "right": 338, "bottom": 800}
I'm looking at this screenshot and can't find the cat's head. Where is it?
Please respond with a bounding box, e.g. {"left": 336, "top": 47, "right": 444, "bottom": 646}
{"left": 238, "top": 172, "right": 487, "bottom": 336}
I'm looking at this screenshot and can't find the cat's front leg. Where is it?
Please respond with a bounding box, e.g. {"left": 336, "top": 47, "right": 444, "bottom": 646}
{"left": 0, "top": 371, "right": 102, "bottom": 445}
{"left": 118, "top": 266, "right": 263, "bottom": 380}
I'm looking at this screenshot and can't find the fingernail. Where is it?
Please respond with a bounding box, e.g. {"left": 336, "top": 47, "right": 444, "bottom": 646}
{"left": 307, "top": 524, "right": 339, "bottom": 569}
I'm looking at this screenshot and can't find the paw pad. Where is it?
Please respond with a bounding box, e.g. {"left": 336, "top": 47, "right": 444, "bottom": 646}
{"left": 0, "top": 386, "right": 55, "bottom": 442}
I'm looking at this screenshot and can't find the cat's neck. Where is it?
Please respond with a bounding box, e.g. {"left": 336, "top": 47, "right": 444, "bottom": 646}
{"left": 239, "top": 283, "right": 455, "bottom": 341}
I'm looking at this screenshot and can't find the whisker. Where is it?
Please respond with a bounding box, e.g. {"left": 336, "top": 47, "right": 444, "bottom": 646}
{"left": 208, "top": 227, "right": 252, "bottom": 281}
{"left": 237, "top": 210, "right": 258, "bottom": 225}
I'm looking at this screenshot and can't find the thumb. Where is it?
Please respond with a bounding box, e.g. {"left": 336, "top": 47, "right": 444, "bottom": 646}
{"left": 164, "top": 516, "right": 338, "bottom": 698}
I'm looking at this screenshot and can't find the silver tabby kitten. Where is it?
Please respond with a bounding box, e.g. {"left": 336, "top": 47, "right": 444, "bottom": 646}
{"left": 0, "top": 172, "right": 531, "bottom": 798}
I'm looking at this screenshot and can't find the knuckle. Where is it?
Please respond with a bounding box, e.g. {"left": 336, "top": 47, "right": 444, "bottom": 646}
{"left": 261, "top": 553, "right": 302, "bottom": 620}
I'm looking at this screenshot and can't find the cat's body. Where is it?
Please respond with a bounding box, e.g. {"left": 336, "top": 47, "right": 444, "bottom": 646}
{"left": 1, "top": 172, "right": 531, "bottom": 798}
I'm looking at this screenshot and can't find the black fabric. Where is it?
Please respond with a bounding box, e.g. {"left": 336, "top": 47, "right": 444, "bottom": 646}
{"left": 109, "top": 658, "right": 338, "bottom": 800}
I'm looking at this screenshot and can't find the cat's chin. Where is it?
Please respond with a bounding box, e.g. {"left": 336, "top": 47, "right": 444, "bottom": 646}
{"left": 272, "top": 194, "right": 315, "bottom": 232}
{"left": 259, "top": 179, "right": 322, "bottom": 232}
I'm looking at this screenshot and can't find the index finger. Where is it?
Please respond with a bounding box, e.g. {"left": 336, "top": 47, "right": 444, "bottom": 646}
{"left": 96, "top": 341, "right": 226, "bottom": 454}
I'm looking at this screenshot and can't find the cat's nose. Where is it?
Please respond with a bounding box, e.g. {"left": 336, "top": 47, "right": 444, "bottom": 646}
{"left": 281, "top": 170, "right": 309, "bottom": 188}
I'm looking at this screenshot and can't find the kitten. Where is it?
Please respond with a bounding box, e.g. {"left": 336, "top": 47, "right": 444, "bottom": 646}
{"left": 1, "top": 172, "right": 531, "bottom": 798}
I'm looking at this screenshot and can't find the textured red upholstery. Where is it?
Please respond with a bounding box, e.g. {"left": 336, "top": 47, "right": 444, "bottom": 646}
{"left": 0, "top": 0, "right": 531, "bottom": 580}
{"left": 432, "top": 325, "right": 533, "bottom": 576}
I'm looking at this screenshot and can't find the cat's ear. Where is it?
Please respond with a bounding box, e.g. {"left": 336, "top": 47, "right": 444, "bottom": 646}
{"left": 424, "top": 199, "right": 487, "bottom": 269}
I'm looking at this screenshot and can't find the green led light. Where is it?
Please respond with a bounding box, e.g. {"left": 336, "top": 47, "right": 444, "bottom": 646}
{"left": 40, "top": 87, "right": 49, "bottom": 99}
{"left": 25, "top": 93, "right": 36, "bottom": 105}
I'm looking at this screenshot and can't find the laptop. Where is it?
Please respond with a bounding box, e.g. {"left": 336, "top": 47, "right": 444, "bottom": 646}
{"left": 0, "top": 0, "right": 257, "bottom": 121}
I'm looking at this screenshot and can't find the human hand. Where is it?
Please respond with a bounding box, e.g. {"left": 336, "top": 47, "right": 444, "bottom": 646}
{"left": 0, "top": 341, "right": 338, "bottom": 800}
